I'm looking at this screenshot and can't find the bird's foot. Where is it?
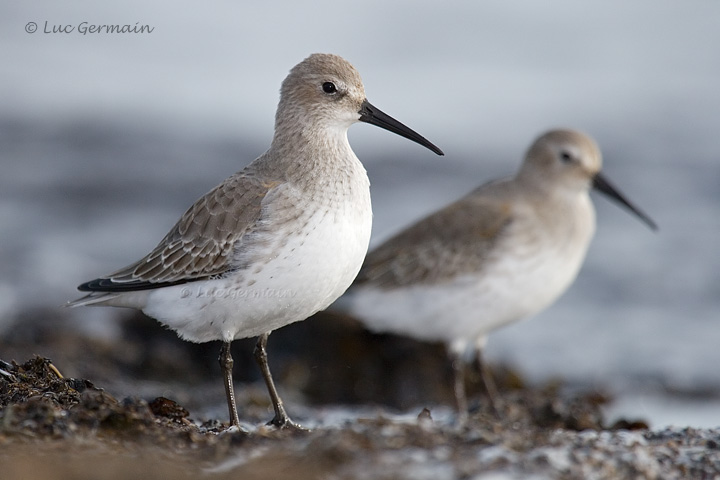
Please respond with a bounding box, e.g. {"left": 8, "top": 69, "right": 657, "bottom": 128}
{"left": 267, "top": 414, "right": 309, "bottom": 433}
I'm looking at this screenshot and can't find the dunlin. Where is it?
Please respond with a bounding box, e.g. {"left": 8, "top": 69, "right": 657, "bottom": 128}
{"left": 344, "top": 129, "right": 656, "bottom": 422}
{"left": 68, "top": 53, "right": 443, "bottom": 430}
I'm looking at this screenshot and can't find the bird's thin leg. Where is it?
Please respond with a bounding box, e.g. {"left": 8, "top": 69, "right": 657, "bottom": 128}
{"left": 451, "top": 353, "right": 469, "bottom": 426}
{"left": 219, "top": 341, "right": 244, "bottom": 430}
{"left": 253, "top": 333, "right": 306, "bottom": 431}
{"left": 476, "top": 347, "right": 500, "bottom": 416}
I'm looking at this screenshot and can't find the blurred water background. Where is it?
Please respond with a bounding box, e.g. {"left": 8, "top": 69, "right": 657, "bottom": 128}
{"left": 1, "top": 1, "right": 719, "bottom": 428}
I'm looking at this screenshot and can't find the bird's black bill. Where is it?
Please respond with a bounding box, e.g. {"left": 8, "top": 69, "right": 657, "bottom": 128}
{"left": 359, "top": 100, "right": 444, "bottom": 156}
{"left": 593, "top": 173, "right": 658, "bottom": 231}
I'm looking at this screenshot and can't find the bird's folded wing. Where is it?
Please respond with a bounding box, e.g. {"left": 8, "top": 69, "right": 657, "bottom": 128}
{"left": 355, "top": 197, "right": 513, "bottom": 288}
{"left": 79, "top": 172, "right": 281, "bottom": 292}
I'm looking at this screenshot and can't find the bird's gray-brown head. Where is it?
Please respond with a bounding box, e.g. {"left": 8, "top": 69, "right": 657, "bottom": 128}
{"left": 274, "top": 53, "right": 443, "bottom": 155}
{"left": 520, "top": 129, "right": 656, "bottom": 230}
{"left": 520, "top": 129, "right": 603, "bottom": 193}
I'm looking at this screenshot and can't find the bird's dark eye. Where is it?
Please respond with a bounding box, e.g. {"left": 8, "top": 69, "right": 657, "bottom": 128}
{"left": 560, "top": 151, "right": 573, "bottom": 163}
{"left": 322, "top": 82, "right": 337, "bottom": 94}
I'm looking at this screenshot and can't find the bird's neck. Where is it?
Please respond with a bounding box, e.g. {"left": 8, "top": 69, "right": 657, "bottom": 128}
{"left": 268, "top": 124, "right": 360, "bottom": 180}
{"left": 262, "top": 100, "right": 368, "bottom": 192}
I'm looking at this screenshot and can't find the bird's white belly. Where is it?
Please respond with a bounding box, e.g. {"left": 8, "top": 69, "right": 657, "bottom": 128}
{"left": 144, "top": 203, "right": 372, "bottom": 343}
{"left": 350, "top": 235, "right": 589, "bottom": 351}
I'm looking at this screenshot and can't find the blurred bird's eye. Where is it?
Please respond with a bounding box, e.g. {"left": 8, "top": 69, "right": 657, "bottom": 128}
{"left": 322, "top": 82, "right": 337, "bottom": 94}
{"left": 560, "top": 151, "right": 573, "bottom": 163}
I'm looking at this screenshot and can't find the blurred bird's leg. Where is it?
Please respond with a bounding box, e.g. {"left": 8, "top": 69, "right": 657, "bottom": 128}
{"left": 451, "top": 351, "right": 469, "bottom": 426}
{"left": 473, "top": 335, "right": 499, "bottom": 416}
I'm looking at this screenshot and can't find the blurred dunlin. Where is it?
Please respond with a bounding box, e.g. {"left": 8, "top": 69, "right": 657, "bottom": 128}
{"left": 68, "top": 53, "right": 443, "bottom": 431}
{"left": 344, "top": 129, "right": 655, "bottom": 422}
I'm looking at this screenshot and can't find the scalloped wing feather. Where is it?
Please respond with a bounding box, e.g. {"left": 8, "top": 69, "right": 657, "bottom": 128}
{"left": 78, "top": 172, "right": 279, "bottom": 292}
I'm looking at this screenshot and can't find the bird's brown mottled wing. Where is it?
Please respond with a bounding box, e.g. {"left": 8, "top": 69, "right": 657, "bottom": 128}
{"left": 79, "top": 171, "right": 281, "bottom": 292}
{"left": 355, "top": 194, "right": 513, "bottom": 289}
